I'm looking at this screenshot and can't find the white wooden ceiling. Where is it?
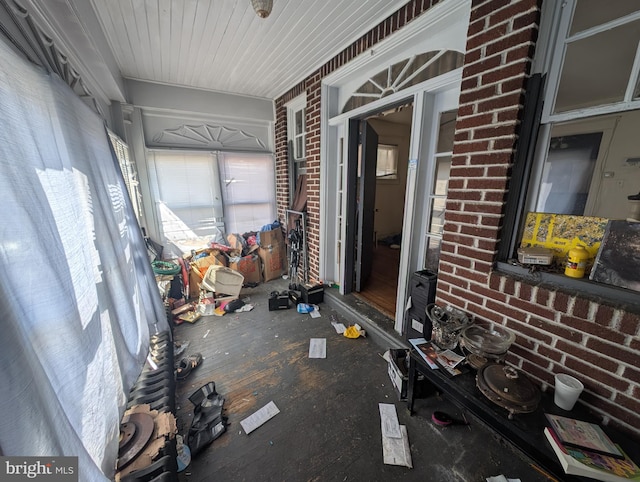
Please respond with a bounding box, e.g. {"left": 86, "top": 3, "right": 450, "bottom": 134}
{"left": 87, "top": 0, "right": 411, "bottom": 100}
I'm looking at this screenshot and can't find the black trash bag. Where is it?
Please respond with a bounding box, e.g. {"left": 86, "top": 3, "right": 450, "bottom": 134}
{"left": 224, "top": 298, "right": 245, "bottom": 313}
{"left": 187, "top": 382, "right": 228, "bottom": 456}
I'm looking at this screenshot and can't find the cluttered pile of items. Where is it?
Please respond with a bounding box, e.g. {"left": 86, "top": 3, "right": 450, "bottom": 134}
{"left": 149, "top": 222, "right": 289, "bottom": 324}
{"left": 516, "top": 212, "right": 640, "bottom": 292}
{"left": 399, "top": 303, "right": 640, "bottom": 481}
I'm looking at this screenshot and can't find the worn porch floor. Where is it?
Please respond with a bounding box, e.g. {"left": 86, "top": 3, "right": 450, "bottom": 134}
{"left": 173, "top": 278, "right": 552, "bottom": 482}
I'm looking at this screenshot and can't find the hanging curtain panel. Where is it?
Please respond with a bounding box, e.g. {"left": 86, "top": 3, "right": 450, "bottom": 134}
{"left": 0, "top": 37, "right": 166, "bottom": 481}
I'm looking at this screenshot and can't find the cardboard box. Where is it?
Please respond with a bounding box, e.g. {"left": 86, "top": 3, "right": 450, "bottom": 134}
{"left": 387, "top": 349, "right": 409, "bottom": 401}
{"left": 191, "top": 251, "right": 228, "bottom": 276}
{"left": 188, "top": 267, "right": 204, "bottom": 299}
{"left": 229, "top": 254, "right": 262, "bottom": 284}
{"left": 259, "top": 227, "right": 284, "bottom": 248}
{"left": 258, "top": 244, "right": 285, "bottom": 281}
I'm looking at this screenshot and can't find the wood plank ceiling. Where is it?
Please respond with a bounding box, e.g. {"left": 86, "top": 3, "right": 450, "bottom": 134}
{"left": 89, "top": 0, "right": 411, "bottom": 100}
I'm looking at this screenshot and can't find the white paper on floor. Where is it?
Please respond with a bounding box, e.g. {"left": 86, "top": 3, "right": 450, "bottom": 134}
{"left": 331, "top": 321, "right": 346, "bottom": 334}
{"left": 310, "top": 307, "right": 321, "bottom": 318}
{"left": 240, "top": 401, "right": 280, "bottom": 434}
{"left": 486, "top": 476, "right": 521, "bottom": 482}
{"left": 382, "top": 425, "right": 413, "bottom": 468}
{"left": 309, "top": 338, "right": 327, "bottom": 358}
{"left": 379, "top": 403, "right": 402, "bottom": 439}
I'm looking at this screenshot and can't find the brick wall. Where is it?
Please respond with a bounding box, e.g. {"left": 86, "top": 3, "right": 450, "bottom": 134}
{"left": 274, "top": 0, "right": 442, "bottom": 281}
{"left": 274, "top": 0, "right": 640, "bottom": 438}
{"left": 442, "top": 0, "right": 640, "bottom": 438}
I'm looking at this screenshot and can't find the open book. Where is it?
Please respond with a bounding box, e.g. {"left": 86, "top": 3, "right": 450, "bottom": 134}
{"left": 545, "top": 427, "right": 640, "bottom": 482}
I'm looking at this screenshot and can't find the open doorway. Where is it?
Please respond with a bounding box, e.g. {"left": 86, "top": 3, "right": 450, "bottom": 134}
{"left": 346, "top": 104, "right": 413, "bottom": 318}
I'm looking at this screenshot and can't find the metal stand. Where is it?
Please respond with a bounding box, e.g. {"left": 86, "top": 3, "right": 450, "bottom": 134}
{"left": 286, "top": 210, "right": 309, "bottom": 285}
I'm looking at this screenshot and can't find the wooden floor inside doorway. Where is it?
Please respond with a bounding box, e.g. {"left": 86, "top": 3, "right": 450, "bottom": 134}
{"left": 354, "top": 244, "right": 400, "bottom": 319}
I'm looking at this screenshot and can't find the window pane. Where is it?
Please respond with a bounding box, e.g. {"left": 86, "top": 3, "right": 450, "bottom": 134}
{"left": 536, "top": 132, "right": 602, "bottom": 215}
{"left": 154, "top": 153, "right": 223, "bottom": 240}
{"left": 219, "top": 153, "right": 276, "bottom": 233}
{"left": 376, "top": 145, "right": 398, "bottom": 179}
{"left": 555, "top": 20, "right": 640, "bottom": 113}
{"left": 437, "top": 110, "right": 457, "bottom": 153}
{"left": 424, "top": 236, "right": 441, "bottom": 272}
{"left": 295, "top": 135, "right": 304, "bottom": 159}
{"left": 295, "top": 109, "right": 304, "bottom": 135}
{"left": 433, "top": 156, "right": 451, "bottom": 195}
{"left": 429, "top": 198, "right": 446, "bottom": 235}
{"left": 570, "top": 0, "right": 639, "bottom": 36}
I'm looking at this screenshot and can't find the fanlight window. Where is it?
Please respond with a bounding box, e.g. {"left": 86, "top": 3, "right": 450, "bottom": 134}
{"left": 342, "top": 50, "right": 464, "bottom": 113}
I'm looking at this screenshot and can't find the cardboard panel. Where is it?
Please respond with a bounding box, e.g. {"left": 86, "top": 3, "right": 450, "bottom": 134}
{"left": 258, "top": 244, "right": 285, "bottom": 281}
{"left": 259, "top": 228, "right": 284, "bottom": 248}
{"left": 229, "top": 254, "right": 262, "bottom": 284}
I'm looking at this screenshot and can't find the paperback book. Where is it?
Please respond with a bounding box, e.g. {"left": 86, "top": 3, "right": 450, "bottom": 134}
{"left": 545, "top": 414, "right": 624, "bottom": 459}
{"left": 544, "top": 427, "right": 640, "bottom": 482}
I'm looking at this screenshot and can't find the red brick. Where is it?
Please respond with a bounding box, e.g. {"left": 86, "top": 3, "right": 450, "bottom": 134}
{"left": 586, "top": 339, "right": 640, "bottom": 367}
{"left": 466, "top": 178, "right": 508, "bottom": 191}
{"left": 462, "top": 55, "right": 502, "bottom": 78}
{"left": 458, "top": 246, "right": 496, "bottom": 263}
{"left": 485, "top": 30, "right": 538, "bottom": 58}
{"left": 493, "top": 137, "right": 518, "bottom": 150}
{"left": 486, "top": 300, "right": 527, "bottom": 323}
{"left": 477, "top": 92, "right": 525, "bottom": 113}
{"left": 530, "top": 317, "right": 582, "bottom": 343}
{"left": 620, "top": 311, "right": 640, "bottom": 335}
{"left": 572, "top": 297, "right": 590, "bottom": 319}
{"left": 453, "top": 140, "right": 491, "bottom": 154}
{"left": 470, "top": 0, "right": 512, "bottom": 22}
{"left": 553, "top": 291, "right": 569, "bottom": 313}
{"left": 559, "top": 315, "right": 626, "bottom": 345}
{"left": 459, "top": 225, "right": 499, "bottom": 239}
{"left": 511, "top": 298, "right": 555, "bottom": 320}
{"left": 459, "top": 84, "right": 499, "bottom": 105}
{"left": 447, "top": 189, "right": 483, "bottom": 202}
{"left": 456, "top": 112, "right": 495, "bottom": 130}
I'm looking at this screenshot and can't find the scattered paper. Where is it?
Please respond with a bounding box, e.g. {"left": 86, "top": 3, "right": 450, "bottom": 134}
{"left": 379, "top": 403, "right": 402, "bottom": 439}
{"left": 486, "top": 476, "right": 521, "bottom": 482}
{"left": 235, "top": 304, "right": 254, "bottom": 312}
{"left": 309, "top": 338, "right": 327, "bottom": 358}
{"left": 382, "top": 424, "right": 413, "bottom": 468}
{"left": 240, "top": 401, "right": 280, "bottom": 434}
{"left": 203, "top": 329, "right": 210, "bottom": 338}
{"left": 310, "top": 307, "right": 321, "bottom": 318}
{"left": 331, "top": 321, "right": 346, "bottom": 334}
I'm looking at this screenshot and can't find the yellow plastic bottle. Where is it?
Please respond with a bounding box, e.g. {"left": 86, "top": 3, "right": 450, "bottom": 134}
{"left": 565, "top": 246, "right": 590, "bottom": 278}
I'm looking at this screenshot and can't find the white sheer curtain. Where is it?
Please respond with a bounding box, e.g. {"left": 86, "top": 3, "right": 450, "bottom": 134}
{"left": 0, "top": 37, "right": 167, "bottom": 480}
{"left": 218, "top": 152, "right": 277, "bottom": 233}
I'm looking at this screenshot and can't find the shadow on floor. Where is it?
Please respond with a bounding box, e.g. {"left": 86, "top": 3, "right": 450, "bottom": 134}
{"left": 173, "top": 278, "right": 553, "bottom": 481}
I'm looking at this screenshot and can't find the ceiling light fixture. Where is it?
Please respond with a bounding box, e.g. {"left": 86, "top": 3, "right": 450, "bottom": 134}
{"left": 251, "top": 0, "right": 273, "bottom": 18}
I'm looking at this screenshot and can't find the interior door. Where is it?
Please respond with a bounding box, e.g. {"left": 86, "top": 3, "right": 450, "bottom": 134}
{"left": 355, "top": 120, "right": 379, "bottom": 291}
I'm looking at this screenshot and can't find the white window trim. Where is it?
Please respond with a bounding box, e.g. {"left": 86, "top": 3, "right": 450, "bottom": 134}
{"left": 286, "top": 94, "right": 307, "bottom": 162}
{"left": 541, "top": 0, "right": 640, "bottom": 124}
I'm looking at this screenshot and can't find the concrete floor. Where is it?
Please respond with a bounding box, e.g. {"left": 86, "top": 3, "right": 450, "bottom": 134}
{"left": 173, "top": 278, "right": 553, "bottom": 482}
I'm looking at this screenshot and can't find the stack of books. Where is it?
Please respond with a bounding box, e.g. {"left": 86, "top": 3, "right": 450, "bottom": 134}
{"left": 544, "top": 414, "right": 640, "bottom": 481}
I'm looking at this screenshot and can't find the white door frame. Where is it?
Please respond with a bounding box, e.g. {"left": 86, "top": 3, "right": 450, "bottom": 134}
{"left": 319, "top": 0, "right": 470, "bottom": 333}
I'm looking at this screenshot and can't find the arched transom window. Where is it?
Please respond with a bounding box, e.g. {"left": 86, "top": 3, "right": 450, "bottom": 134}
{"left": 342, "top": 50, "right": 464, "bottom": 113}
